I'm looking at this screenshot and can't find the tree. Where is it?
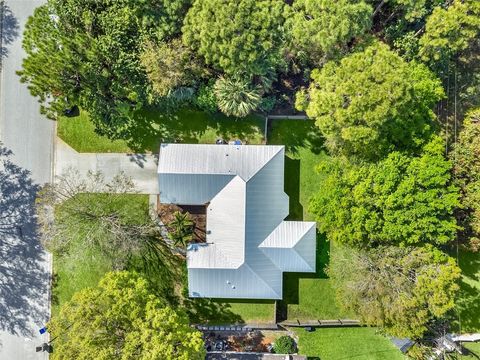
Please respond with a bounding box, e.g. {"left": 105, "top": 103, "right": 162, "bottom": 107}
{"left": 182, "top": 0, "right": 286, "bottom": 78}
{"left": 285, "top": 0, "right": 372, "bottom": 64}
{"left": 168, "top": 211, "right": 194, "bottom": 247}
{"left": 214, "top": 76, "right": 262, "bottom": 118}
{"left": 328, "top": 245, "right": 461, "bottom": 338}
{"left": 419, "top": 0, "right": 480, "bottom": 63}
{"left": 140, "top": 38, "right": 206, "bottom": 97}
{"left": 369, "top": 0, "right": 443, "bottom": 23}
{"left": 36, "top": 168, "right": 161, "bottom": 267}
{"left": 310, "top": 136, "right": 460, "bottom": 248}
{"left": 18, "top": 0, "right": 191, "bottom": 138}
{"left": 453, "top": 108, "right": 480, "bottom": 252}
{"left": 296, "top": 42, "right": 444, "bottom": 159}
{"left": 273, "top": 335, "right": 296, "bottom": 354}
{"left": 48, "top": 271, "right": 205, "bottom": 360}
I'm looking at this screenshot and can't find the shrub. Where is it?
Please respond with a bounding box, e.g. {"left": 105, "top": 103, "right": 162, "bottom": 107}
{"left": 194, "top": 81, "right": 217, "bottom": 113}
{"left": 273, "top": 335, "right": 296, "bottom": 354}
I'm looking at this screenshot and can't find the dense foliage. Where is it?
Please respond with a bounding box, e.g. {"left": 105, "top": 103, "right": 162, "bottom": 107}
{"left": 419, "top": 0, "right": 480, "bottom": 63}
{"left": 453, "top": 109, "right": 480, "bottom": 252}
{"left": 328, "top": 245, "right": 461, "bottom": 338}
{"left": 214, "top": 77, "right": 262, "bottom": 118}
{"left": 273, "top": 335, "right": 296, "bottom": 354}
{"left": 310, "top": 137, "right": 459, "bottom": 247}
{"left": 285, "top": 0, "right": 372, "bottom": 64}
{"left": 183, "top": 0, "right": 286, "bottom": 79}
{"left": 297, "top": 42, "right": 444, "bottom": 160}
{"left": 48, "top": 271, "right": 205, "bottom": 360}
{"left": 19, "top": 0, "right": 190, "bottom": 137}
{"left": 140, "top": 38, "right": 205, "bottom": 97}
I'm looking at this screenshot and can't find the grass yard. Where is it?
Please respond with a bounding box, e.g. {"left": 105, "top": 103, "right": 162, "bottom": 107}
{"left": 267, "top": 119, "right": 352, "bottom": 320}
{"left": 58, "top": 108, "right": 264, "bottom": 153}
{"left": 294, "top": 327, "right": 406, "bottom": 360}
{"left": 51, "top": 194, "right": 151, "bottom": 315}
{"left": 58, "top": 111, "right": 132, "bottom": 153}
{"left": 460, "top": 342, "right": 480, "bottom": 359}
{"left": 452, "top": 249, "right": 480, "bottom": 333}
{"left": 186, "top": 298, "right": 276, "bottom": 325}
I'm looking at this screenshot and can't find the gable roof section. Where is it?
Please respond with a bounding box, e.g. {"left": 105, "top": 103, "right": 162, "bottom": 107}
{"left": 158, "top": 143, "right": 316, "bottom": 300}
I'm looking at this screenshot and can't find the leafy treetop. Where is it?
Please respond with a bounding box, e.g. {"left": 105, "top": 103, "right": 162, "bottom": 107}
{"left": 19, "top": 0, "right": 191, "bottom": 138}
{"left": 419, "top": 0, "right": 480, "bottom": 63}
{"left": 182, "top": 0, "right": 286, "bottom": 78}
{"left": 328, "top": 244, "right": 461, "bottom": 339}
{"left": 48, "top": 271, "right": 206, "bottom": 360}
{"left": 453, "top": 108, "right": 480, "bottom": 252}
{"left": 297, "top": 42, "right": 445, "bottom": 160}
{"left": 285, "top": 0, "right": 373, "bottom": 64}
{"left": 310, "top": 136, "right": 460, "bottom": 248}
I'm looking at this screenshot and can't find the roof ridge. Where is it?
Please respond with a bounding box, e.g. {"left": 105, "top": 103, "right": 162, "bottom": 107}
{"left": 244, "top": 145, "right": 285, "bottom": 183}
{"left": 243, "top": 263, "right": 281, "bottom": 298}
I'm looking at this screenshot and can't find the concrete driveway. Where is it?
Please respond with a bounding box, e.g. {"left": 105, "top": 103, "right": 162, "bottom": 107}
{"left": 55, "top": 138, "right": 159, "bottom": 194}
{"left": 1, "top": 1, "right": 52, "bottom": 359}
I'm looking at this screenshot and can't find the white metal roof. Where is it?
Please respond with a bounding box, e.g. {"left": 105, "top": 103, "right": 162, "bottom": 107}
{"left": 158, "top": 144, "right": 316, "bottom": 300}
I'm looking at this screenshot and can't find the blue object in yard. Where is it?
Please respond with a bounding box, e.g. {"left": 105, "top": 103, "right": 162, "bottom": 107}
{"left": 39, "top": 327, "right": 47, "bottom": 335}
{"left": 234, "top": 140, "right": 242, "bottom": 145}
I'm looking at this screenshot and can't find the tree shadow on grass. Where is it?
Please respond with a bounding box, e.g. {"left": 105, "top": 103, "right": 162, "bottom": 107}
{"left": 1, "top": 3, "right": 19, "bottom": 64}
{"left": 0, "top": 145, "right": 49, "bottom": 337}
{"left": 284, "top": 156, "right": 303, "bottom": 221}
{"left": 451, "top": 249, "right": 480, "bottom": 332}
{"left": 267, "top": 119, "right": 324, "bottom": 155}
{"left": 183, "top": 297, "right": 245, "bottom": 325}
{"left": 122, "top": 107, "right": 265, "bottom": 152}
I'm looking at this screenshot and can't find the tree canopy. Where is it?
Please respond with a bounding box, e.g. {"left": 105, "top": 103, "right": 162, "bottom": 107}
{"left": 328, "top": 245, "right": 461, "bottom": 338}
{"left": 285, "top": 0, "right": 372, "bottom": 64}
{"left": 453, "top": 108, "right": 480, "bottom": 252}
{"left": 19, "top": 0, "right": 191, "bottom": 137}
{"left": 182, "top": 0, "right": 286, "bottom": 78}
{"left": 297, "top": 42, "right": 445, "bottom": 160}
{"left": 48, "top": 271, "right": 205, "bottom": 360}
{"left": 310, "top": 136, "right": 460, "bottom": 247}
{"left": 419, "top": 0, "right": 480, "bottom": 63}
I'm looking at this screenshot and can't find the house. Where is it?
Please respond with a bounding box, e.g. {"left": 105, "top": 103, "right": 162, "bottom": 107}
{"left": 158, "top": 144, "right": 316, "bottom": 299}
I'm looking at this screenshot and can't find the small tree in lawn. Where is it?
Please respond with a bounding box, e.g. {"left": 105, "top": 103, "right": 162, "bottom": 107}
{"left": 168, "top": 211, "right": 194, "bottom": 247}
{"left": 273, "top": 335, "right": 296, "bottom": 354}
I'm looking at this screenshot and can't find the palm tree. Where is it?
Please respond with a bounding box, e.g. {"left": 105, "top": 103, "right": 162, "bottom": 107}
{"left": 214, "top": 76, "right": 261, "bottom": 117}
{"left": 167, "top": 211, "right": 194, "bottom": 247}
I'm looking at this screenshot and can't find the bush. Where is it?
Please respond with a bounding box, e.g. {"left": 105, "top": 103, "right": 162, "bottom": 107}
{"left": 273, "top": 335, "right": 296, "bottom": 354}
{"left": 194, "top": 81, "right": 217, "bottom": 113}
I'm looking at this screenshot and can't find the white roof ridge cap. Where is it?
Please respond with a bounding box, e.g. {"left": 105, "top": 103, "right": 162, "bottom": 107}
{"left": 244, "top": 146, "right": 285, "bottom": 182}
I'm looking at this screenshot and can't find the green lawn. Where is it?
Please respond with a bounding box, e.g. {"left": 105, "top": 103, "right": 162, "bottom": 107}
{"left": 58, "top": 108, "right": 265, "bottom": 153}
{"left": 185, "top": 298, "right": 275, "bottom": 325}
{"left": 267, "top": 119, "right": 352, "bottom": 320}
{"left": 452, "top": 249, "right": 480, "bottom": 332}
{"left": 460, "top": 342, "right": 480, "bottom": 359}
{"left": 51, "top": 194, "right": 150, "bottom": 315}
{"left": 294, "top": 327, "right": 406, "bottom": 360}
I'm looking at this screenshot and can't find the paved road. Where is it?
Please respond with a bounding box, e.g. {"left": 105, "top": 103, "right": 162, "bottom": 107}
{"left": 1, "top": 0, "right": 52, "bottom": 359}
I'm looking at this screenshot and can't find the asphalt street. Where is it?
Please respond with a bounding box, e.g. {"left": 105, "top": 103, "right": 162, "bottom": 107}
{"left": 1, "top": 1, "right": 52, "bottom": 359}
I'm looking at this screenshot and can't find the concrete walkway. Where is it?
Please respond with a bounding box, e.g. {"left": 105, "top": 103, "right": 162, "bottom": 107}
{"left": 54, "top": 138, "right": 159, "bottom": 194}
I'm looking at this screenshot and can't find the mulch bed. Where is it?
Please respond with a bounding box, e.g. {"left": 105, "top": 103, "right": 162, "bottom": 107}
{"left": 157, "top": 201, "right": 207, "bottom": 243}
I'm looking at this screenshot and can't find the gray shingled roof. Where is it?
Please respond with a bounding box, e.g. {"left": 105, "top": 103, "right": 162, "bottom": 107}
{"left": 158, "top": 144, "right": 316, "bottom": 299}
